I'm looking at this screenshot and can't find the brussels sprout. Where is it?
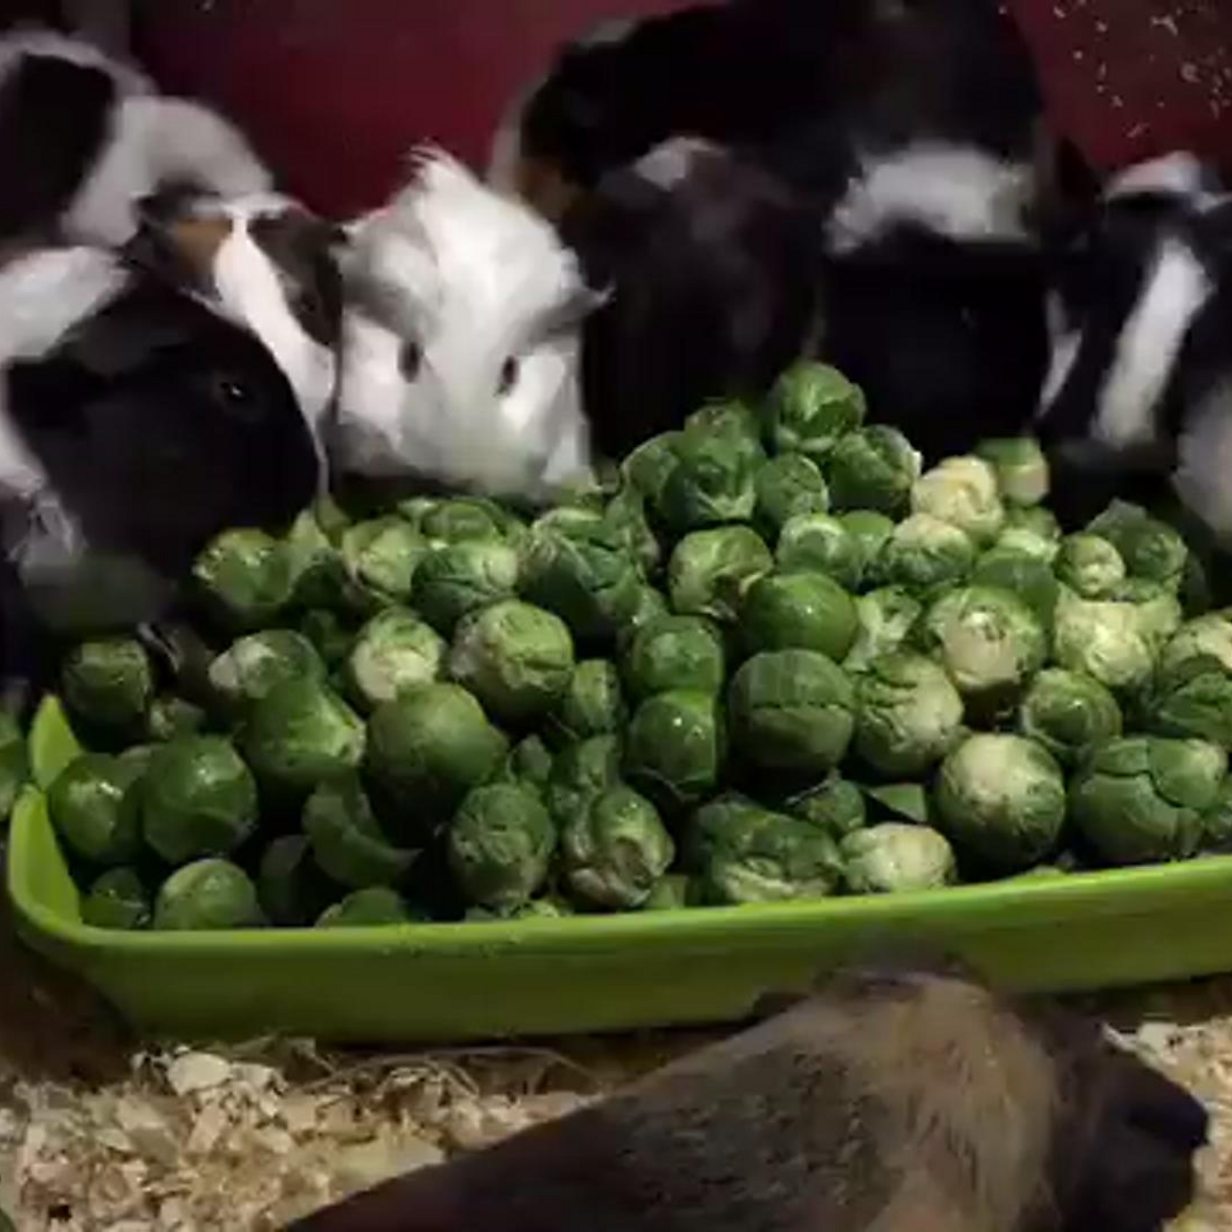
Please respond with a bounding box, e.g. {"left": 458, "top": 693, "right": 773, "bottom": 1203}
{"left": 975, "top": 438, "right": 1050, "bottom": 507}
{"left": 727, "top": 649, "right": 855, "bottom": 775}
{"left": 208, "top": 629, "right": 325, "bottom": 714}
{"left": 739, "top": 570, "right": 859, "bottom": 661}
{"left": 420, "top": 498, "right": 504, "bottom": 545}
{"left": 917, "top": 586, "right": 1046, "bottom": 706}
{"left": 317, "top": 887, "right": 413, "bottom": 927}
{"left": 286, "top": 507, "right": 345, "bottom": 609}
{"left": 623, "top": 615, "right": 726, "bottom": 699}
{"left": 683, "top": 399, "right": 765, "bottom": 463}
{"left": 1151, "top": 650, "right": 1232, "bottom": 747}
{"left": 604, "top": 487, "right": 661, "bottom": 576}
{"left": 862, "top": 782, "right": 930, "bottom": 824}
{"left": 826, "top": 426, "right": 921, "bottom": 516}
{"left": 1052, "top": 588, "right": 1157, "bottom": 694}
{"left": 1001, "top": 505, "right": 1061, "bottom": 546}
{"left": 699, "top": 810, "right": 843, "bottom": 904}
{"left": 934, "top": 733, "right": 1066, "bottom": 874}
{"left": 774, "top": 513, "right": 861, "bottom": 590}
{"left": 47, "top": 753, "right": 141, "bottom": 864}
{"left": 242, "top": 679, "right": 365, "bottom": 799}
{"left": 154, "top": 858, "right": 263, "bottom": 930}
{"left": 1199, "top": 777, "right": 1232, "bottom": 853}
{"left": 619, "top": 585, "right": 670, "bottom": 653}
{"left": 1160, "top": 611, "right": 1232, "bottom": 675}
{"left": 786, "top": 776, "right": 866, "bottom": 840}
{"left": 552, "top": 659, "right": 626, "bottom": 743}
{"left": 81, "top": 867, "right": 150, "bottom": 930}
{"left": 145, "top": 695, "right": 207, "bottom": 743}
{"left": 365, "top": 683, "right": 507, "bottom": 823}
{"left": 754, "top": 453, "right": 830, "bottom": 537}
{"left": 449, "top": 600, "right": 574, "bottom": 723}
{"left": 844, "top": 587, "right": 922, "bottom": 674}
{"left": 910, "top": 456, "right": 1006, "bottom": 547}
{"left": 449, "top": 783, "right": 555, "bottom": 909}
{"left": 412, "top": 540, "right": 521, "bottom": 635}
{"left": 642, "top": 874, "right": 692, "bottom": 911}
{"left": 395, "top": 495, "right": 438, "bottom": 528}
{"left": 766, "top": 361, "right": 866, "bottom": 460}
{"left": 1055, "top": 534, "right": 1126, "bottom": 599}
{"left": 622, "top": 431, "right": 683, "bottom": 505}
{"left": 1071, "top": 736, "right": 1226, "bottom": 865}
{"left": 1087, "top": 501, "right": 1188, "bottom": 590}
{"left": 870, "top": 513, "right": 976, "bottom": 594}
{"left": 62, "top": 637, "right": 153, "bottom": 731}
{"left": 970, "top": 547, "right": 1059, "bottom": 625}
{"left": 545, "top": 734, "right": 623, "bottom": 826}
{"left": 686, "top": 793, "right": 768, "bottom": 869}
{"left": 340, "top": 517, "right": 427, "bottom": 611}
{"left": 625, "top": 691, "right": 725, "bottom": 808}
{"left": 299, "top": 609, "right": 356, "bottom": 668}
{"left": 257, "top": 835, "right": 335, "bottom": 926}
{"left": 118, "top": 744, "right": 157, "bottom": 777}
{"left": 1115, "top": 579, "right": 1183, "bottom": 648}
{"left": 854, "top": 651, "right": 964, "bottom": 777}
{"left": 837, "top": 510, "right": 896, "bottom": 582}
{"left": 841, "top": 824, "right": 956, "bottom": 894}
{"left": 304, "top": 775, "right": 416, "bottom": 889}
{"left": 193, "top": 529, "right": 294, "bottom": 630}
{"left": 142, "top": 736, "right": 257, "bottom": 865}
{"left": 658, "top": 425, "right": 759, "bottom": 532}
{"left": 561, "top": 786, "right": 674, "bottom": 909}
{"left": 343, "top": 609, "right": 445, "bottom": 711}
{"left": 1018, "top": 668, "right": 1123, "bottom": 766}
{"left": 668, "top": 526, "right": 773, "bottom": 624}
{"left": 500, "top": 734, "right": 555, "bottom": 789}
{"left": 0, "top": 713, "right": 27, "bottom": 818}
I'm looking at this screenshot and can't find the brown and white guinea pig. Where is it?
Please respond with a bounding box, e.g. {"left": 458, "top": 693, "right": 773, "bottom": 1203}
{"left": 285, "top": 962, "right": 1207, "bottom": 1232}
{"left": 0, "top": 27, "right": 270, "bottom": 253}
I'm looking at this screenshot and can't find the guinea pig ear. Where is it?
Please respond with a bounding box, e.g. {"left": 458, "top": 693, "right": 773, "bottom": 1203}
{"left": 248, "top": 210, "right": 348, "bottom": 348}
{"left": 1033, "top": 132, "right": 1103, "bottom": 244}
{"left": 123, "top": 189, "right": 233, "bottom": 293}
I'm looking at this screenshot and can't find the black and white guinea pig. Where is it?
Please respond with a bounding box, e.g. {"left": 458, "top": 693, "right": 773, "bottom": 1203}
{"left": 0, "top": 27, "right": 270, "bottom": 251}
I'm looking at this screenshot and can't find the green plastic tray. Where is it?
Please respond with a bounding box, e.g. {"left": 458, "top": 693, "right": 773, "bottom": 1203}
{"left": 11, "top": 697, "right": 1232, "bottom": 1043}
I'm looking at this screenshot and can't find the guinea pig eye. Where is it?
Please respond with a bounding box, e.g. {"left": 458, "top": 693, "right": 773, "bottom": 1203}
{"left": 498, "top": 356, "right": 519, "bottom": 395}
{"left": 399, "top": 340, "right": 422, "bottom": 381}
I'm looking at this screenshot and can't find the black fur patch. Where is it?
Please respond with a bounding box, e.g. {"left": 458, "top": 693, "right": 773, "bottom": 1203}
{"left": 250, "top": 211, "right": 345, "bottom": 349}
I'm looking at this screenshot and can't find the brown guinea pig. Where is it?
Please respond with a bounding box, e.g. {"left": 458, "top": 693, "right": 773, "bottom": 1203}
{"left": 285, "top": 962, "right": 1207, "bottom": 1232}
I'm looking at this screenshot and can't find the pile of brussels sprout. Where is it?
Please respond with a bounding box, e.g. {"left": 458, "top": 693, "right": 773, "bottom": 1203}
{"left": 38, "top": 362, "right": 1232, "bottom": 931}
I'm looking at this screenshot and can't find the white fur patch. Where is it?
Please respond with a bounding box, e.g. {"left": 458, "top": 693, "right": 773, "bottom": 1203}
{"left": 1037, "top": 291, "right": 1080, "bottom": 416}
{"left": 634, "top": 137, "right": 718, "bottom": 191}
{"left": 1106, "top": 152, "right": 1218, "bottom": 203}
{"left": 1173, "top": 381, "right": 1232, "bottom": 544}
{"left": 1094, "top": 238, "right": 1211, "bottom": 450}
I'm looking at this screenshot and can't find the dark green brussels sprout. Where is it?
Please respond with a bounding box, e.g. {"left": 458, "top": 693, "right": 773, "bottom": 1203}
{"left": 316, "top": 887, "right": 413, "bottom": 927}
{"left": 1018, "top": 668, "right": 1123, "bottom": 766}
{"left": 753, "top": 453, "right": 830, "bottom": 537}
{"left": 118, "top": 744, "right": 157, "bottom": 777}
{"left": 765, "top": 361, "right": 865, "bottom": 460}
{"left": 934, "top": 733, "right": 1066, "bottom": 874}
{"left": 299, "top": 609, "right": 356, "bottom": 668}
{"left": 1151, "top": 617, "right": 1232, "bottom": 746}
{"left": 286, "top": 507, "right": 346, "bottom": 609}
{"left": 142, "top": 736, "right": 257, "bottom": 865}
{"left": 623, "top": 614, "right": 726, "bottom": 699}
{"left": 47, "top": 753, "right": 141, "bottom": 864}
{"left": 683, "top": 399, "right": 765, "bottom": 463}
{"left": 774, "top": 513, "right": 861, "bottom": 590}
{"left": 343, "top": 609, "right": 444, "bottom": 711}
{"left": 618, "top": 585, "right": 670, "bottom": 653}
{"left": 193, "top": 529, "right": 294, "bottom": 630}
{"left": 420, "top": 498, "right": 505, "bottom": 545}
{"left": 844, "top": 587, "right": 922, "bottom": 673}
{"left": 699, "top": 810, "right": 843, "bottom": 904}
{"left": 500, "top": 734, "right": 555, "bottom": 789}
{"left": 365, "top": 683, "right": 507, "bottom": 823}
{"left": 971, "top": 547, "right": 1059, "bottom": 625}
{"left": 975, "top": 437, "right": 1050, "bottom": 507}
{"left": 154, "top": 858, "right": 263, "bottom": 930}
{"left": 625, "top": 691, "right": 725, "bottom": 808}
{"left": 145, "top": 695, "right": 207, "bottom": 743}
{"left": 658, "top": 425, "right": 759, "bottom": 532}
{"left": 686, "top": 793, "right": 767, "bottom": 869}
{"left": 304, "top": 775, "right": 416, "bottom": 889}
{"left": 1087, "top": 501, "right": 1188, "bottom": 590}
{"left": 667, "top": 526, "right": 773, "bottom": 624}
{"left": 449, "top": 600, "right": 575, "bottom": 723}
{"left": 842, "top": 824, "right": 956, "bottom": 893}
{"left": 854, "top": 651, "right": 964, "bottom": 777}
{"left": 242, "top": 679, "right": 365, "bottom": 799}
{"left": 825, "top": 426, "right": 921, "bottom": 516}
{"left": 551, "top": 659, "right": 626, "bottom": 743}
{"left": 0, "top": 713, "right": 27, "bottom": 818}
{"left": 642, "top": 874, "right": 692, "bottom": 911}
{"left": 870, "top": 513, "right": 976, "bottom": 594}
{"left": 207, "top": 629, "right": 325, "bottom": 714}
{"left": 1055, "top": 533, "right": 1126, "bottom": 599}
{"left": 412, "top": 540, "right": 521, "bottom": 635}
{"left": 837, "top": 510, "right": 896, "bottom": 582}
{"left": 449, "top": 783, "right": 555, "bottom": 909}
{"left": 62, "top": 637, "right": 153, "bottom": 731}
{"left": 786, "top": 776, "right": 866, "bottom": 840}
{"left": 621, "top": 431, "right": 683, "bottom": 505}
{"left": 1199, "top": 777, "right": 1232, "bottom": 853}
{"left": 911, "top": 456, "right": 1005, "bottom": 545}
{"left": 727, "top": 649, "right": 854, "bottom": 775}
{"left": 739, "top": 570, "right": 859, "bottom": 661}
{"left": 81, "top": 867, "right": 150, "bottom": 930}
{"left": 603, "top": 487, "right": 661, "bottom": 576}
{"left": 340, "top": 516, "right": 427, "bottom": 611}
{"left": 1052, "top": 588, "right": 1156, "bottom": 694}
{"left": 545, "top": 734, "right": 623, "bottom": 826}
{"left": 561, "top": 786, "right": 674, "bottom": 909}
{"left": 1071, "top": 736, "right": 1226, "bottom": 865}
{"left": 257, "top": 835, "right": 335, "bottom": 926}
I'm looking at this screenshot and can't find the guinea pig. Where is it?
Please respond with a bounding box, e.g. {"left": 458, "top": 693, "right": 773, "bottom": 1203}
{"left": 335, "top": 149, "right": 600, "bottom": 499}
{"left": 0, "top": 27, "right": 270, "bottom": 252}
{"left": 286, "top": 961, "right": 1207, "bottom": 1232}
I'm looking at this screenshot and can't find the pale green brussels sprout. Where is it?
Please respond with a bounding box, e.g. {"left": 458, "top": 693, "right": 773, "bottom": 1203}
{"left": 304, "top": 775, "right": 416, "bottom": 889}
{"left": 870, "top": 513, "right": 976, "bottom": 594}
{"left": 739, "top": 571, "right": 859, "bottom": 661}
{"left": 1115, "top": 579, "right": 1183, "bottom": 648}
{"left": 1150, "top": 614, "right": 1232, "bottom": 745}
{"left": 449, "top": 783, "right": 555, "bottom": 910}
{"left": 642, "top": 874, "right": 692, "bottom": 911}
{"left": 699, "top": 809, "right": 843, "bottom": 905}
{"left": 144, "top": 695, "right": 207, "bottom": 743}
{"left": 668, "top": 526, "right": 773, "bottom": 624}
{"left": 625, "top": 690, "right": 725, "bottom": 808}
{"left": 754, "top": 453, "right": 830, "bottom": 537}
{"left": 0, "top": 713, "right": 27, "bottom": 819}
{"left": 1199, "top": 777, "right": 1232, "bottom": 853}
{"left": 465, "top": 896, "right": 575, "bottom": 922}
{"left": 395, "top": 495, "right": 438, "bottom": 528}
{"left": 786, "top": 776, "right": 866, "bottom": 841}
{"left": 154, "top": 858, "right": 263, "bottom": 930}
{"left": 1056, "top": 533, "right": 1126, "bottom": 599}
{"left": 1160, "top": 610, "right": 1232, "bottom": 675}
{"left": 257, "top": 835, "right": 334, "bottom": 926}
{"left": 1002, "top": 506, "right": 1061, "bottom": 543}
{"left": 317, "top": 887, "right": 414, "bottom": 927}
{"left": 844, "top": 587, "right": 923, "bottom": 674}
{"left": 683, "top": 400, "right": 765, "bottom": 464}
{"left": 411, "top": 540, "right": 521, "bottom": 635}
{"left": 622, "top": 432, "right": 683, "bottom": 505}
{"left": 826, "top": 426, "right": 921, "bottom": 516}
{"left": 545, "top": 734, "right": 622, "bottom": 826}
{"left": 775, "top": 513, "right": 861, "bottom": 590}
{"left": 618, "top": 586, "right": 670, "bottom": 654}
{"left": 658, "top": 424, "right": 760, "bottom": 532}
{"left": 299, "top": 609, "right": 356, "bottom": 668}
{"left": 842, "top": 824, "right": 956, "bottom": 894}
{"left": 727, "top": 649, "right": 855, "bottom": 775}
{"left": 561, "top": 786, "right": 674, "bottom": 909}
{"left": 603, "top": 486, "right": 662, "bottom": 576}
{"left": 62, "top": 637, "right": 154, "bottom": 732}
{"left": 623, "top": 615, "right": 726, "bottom": 699}
{"left": 500, "top": 734, "right": 555, "bottom": 790}
{"left": 1018, "top": 668, "right": 1123, "bottom": 766}
{"left": 449, "top": 600, "right": 574, "bottom": 723}
{"left": 970, "top": 547, "right": 1059, "bottom": 625}
{"left": 854, "top": 651, "right": 964, "bottom": 777}
{"left": 82, "top": 867, "right": 150, "bottom": 930}
{"left": 910, "top": 456, "right": 1005, "bottom": 545}
{"left": 344, "top": 609, "right": 445, "bottom": 711}
{"left": 48, "top": 753, "right": 141, "bottom": 865}
{"left": 975, "top": 437, "right": 1050, "bottom": 507}
{"left": 208, "top": 629, "right": 325, "bottom": 714}
{"left": 340, "top": 516, "right": 428, "bottom": 611}
{"left": 1071, "top": 736, "right": 1226, "bottom": 865}
{"left": 765, "top": 361, "right": 866, "bottom": 460}
{"left": 837, "top": 510, "right": 896, "bottom": 581}
{"left": 1087, "top": 501, "right": 1187, "bottom": 590}
{"left": 194, "top": 529, "right": 295, "bottom": 631}
{"left": 917, "top": 586, "right": 1046, "bottom": 706}
{"left": 419, "top": 498, "right": 505, "bottom": 545}
{"left": 1052, "top": 588, "right": 1157, "bottom": 694}
{"left": 934, "top": 733, "right": 1066, "bottom": 873}
{"left": 286, "top": 506, "right": 348, "bottom": 610}
{"left": 552, "top": 659, "right": 627, "bottom": 743}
